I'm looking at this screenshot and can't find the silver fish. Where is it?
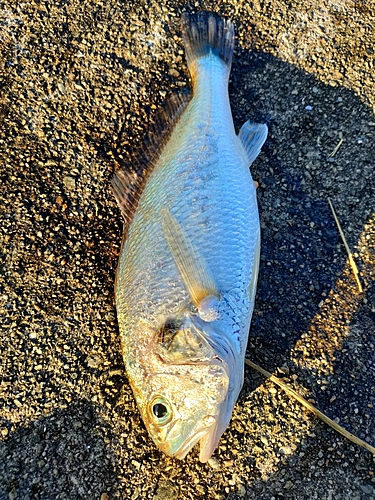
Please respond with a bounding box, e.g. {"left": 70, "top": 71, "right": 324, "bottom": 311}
{"left": 112, "top": 11, "right": 267, "bottom": 462}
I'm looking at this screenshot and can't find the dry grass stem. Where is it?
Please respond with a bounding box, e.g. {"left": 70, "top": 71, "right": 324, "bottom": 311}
{"left": 329, "top": 137, "right": 343, "bottom": 157}
{"left": 244, "top": 358, "right": 375, "bottom": 455}
{"left": 328, "top": 198, "right": 363, "bottom": 293}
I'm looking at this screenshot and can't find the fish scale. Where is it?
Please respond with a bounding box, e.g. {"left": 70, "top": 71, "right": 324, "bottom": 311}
{"left": 112, "top": 11, "right": 267, "bottom": 462}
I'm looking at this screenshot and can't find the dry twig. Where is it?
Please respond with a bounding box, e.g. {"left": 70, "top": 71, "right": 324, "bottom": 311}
{"left": 328, "top": 198, "right": 363, "bottom": 293}
{"left": 329, "top": 137, "right": 343, "bottom": 157}
{"left": 245, "top": 358, "right": 375, "bottom": 455}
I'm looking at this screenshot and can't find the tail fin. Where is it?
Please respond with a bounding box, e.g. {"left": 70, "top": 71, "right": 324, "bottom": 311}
{"left": 181, "top": 12, "right": 235, "bottom": 76}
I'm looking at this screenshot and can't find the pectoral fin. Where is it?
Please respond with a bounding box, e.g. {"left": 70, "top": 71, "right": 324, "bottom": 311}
{"left": 239, "top": 121, "right": 268, "bottom": 166}
{"left": 161, "top": 209, "right": 219, "bottom": 310}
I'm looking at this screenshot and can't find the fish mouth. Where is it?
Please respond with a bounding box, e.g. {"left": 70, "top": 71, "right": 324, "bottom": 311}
{"left": 172, "top": 417, "right": 217, "bottom": 462}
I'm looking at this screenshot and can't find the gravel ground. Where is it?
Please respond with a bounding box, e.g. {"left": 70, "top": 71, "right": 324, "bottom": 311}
{"left": 0, "top": 1, "right": 374, "bottom": 499}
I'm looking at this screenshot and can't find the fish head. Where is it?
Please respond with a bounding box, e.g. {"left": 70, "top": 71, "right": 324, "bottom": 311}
{"left": 140, "top": 360, "right": 230, "bottom": 462}
{"left": 130, "top": 315, "right": 241, "bottom": 462}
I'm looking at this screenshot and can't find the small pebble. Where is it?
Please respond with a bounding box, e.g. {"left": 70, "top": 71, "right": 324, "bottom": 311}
{"left": 208, "top": 457, "right": 220, "bottom": 469}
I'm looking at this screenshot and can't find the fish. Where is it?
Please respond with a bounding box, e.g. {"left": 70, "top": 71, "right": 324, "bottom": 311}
{"left": 111, "top": 11, "right": 268, "bottom": 462}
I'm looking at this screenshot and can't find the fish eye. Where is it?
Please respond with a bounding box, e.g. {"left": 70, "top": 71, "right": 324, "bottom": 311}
{"left": 150, "top": 397, "right": 172, "bottom": 425}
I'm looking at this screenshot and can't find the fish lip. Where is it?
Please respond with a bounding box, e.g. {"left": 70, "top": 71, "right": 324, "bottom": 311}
{"left": 198, "top": 425, "right": 217, "bottom": 463}
{"left": 172, "top": 417, "right": 217, "bottom": 461}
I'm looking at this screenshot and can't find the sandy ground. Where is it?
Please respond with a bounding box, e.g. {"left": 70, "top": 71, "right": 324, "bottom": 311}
{"left": 0, "top": 0, "right": 374, "bottom": 499}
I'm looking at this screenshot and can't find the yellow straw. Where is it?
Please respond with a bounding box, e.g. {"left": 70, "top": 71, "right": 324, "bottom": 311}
{"left": 245, "top": 358, "right": 375, "bottom": 455}
{"left": 328, "top": 198, "right": 363, "bottom": 293}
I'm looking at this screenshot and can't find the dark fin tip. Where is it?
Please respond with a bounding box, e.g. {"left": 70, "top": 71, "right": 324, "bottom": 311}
{"left": 181, "top": 11, "right": 235, "bottom": 71}
{"left": 111, "top": 91, "right": 191, "bottom": 228}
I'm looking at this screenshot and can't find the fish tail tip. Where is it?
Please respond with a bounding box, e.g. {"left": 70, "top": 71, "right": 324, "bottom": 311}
{"left": 181, "top": 11, "right": 235, "bottom": 76}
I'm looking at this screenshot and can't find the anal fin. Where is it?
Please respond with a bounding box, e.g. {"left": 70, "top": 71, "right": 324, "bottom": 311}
{"left": 239, "top": 121, "right": 268, "bottom": 166}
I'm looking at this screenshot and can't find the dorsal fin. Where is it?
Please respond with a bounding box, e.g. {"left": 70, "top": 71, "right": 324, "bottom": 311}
{"left": 111, "top": 92, "right": 191, "bottom": 229}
